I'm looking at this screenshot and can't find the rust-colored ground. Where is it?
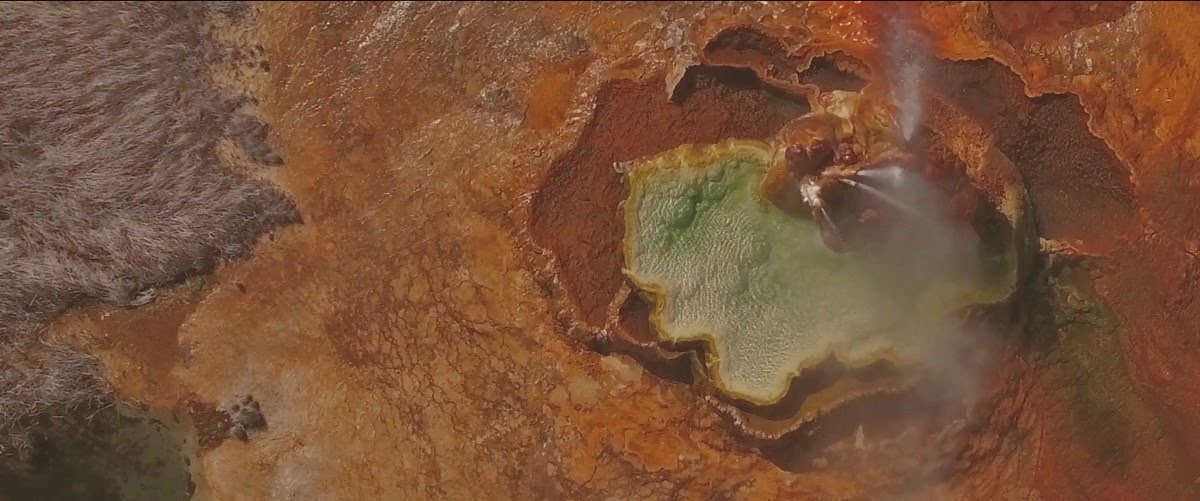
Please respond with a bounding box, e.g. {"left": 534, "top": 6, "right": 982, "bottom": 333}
{"left": 47, "top": 2, "right": 1200, "bottom": 499}
{"left": 532, "top": 69, "right": 807, "bottom": 328}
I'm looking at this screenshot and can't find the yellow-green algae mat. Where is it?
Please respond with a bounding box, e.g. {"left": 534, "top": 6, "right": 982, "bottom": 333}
{"left": 622, "top": 139, "right": 1015, "bottom": 404}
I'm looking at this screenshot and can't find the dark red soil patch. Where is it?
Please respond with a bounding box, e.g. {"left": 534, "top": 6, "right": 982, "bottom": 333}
{"left": 187, "top": 398, "right": 231, "bottom": 450}
{"left": 926, "top": 58, "right": 1136, "bottom": 253}
{"left": 617, "top": 292, "right": 657, "bottom": 347}
{"left": 531, "top": 66, "right": 807, "bottom": 327}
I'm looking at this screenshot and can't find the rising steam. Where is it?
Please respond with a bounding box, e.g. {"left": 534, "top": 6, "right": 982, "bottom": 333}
{"left": 827, "top": 19, "right": 1002, "bottom": 482}
{"left": 886, "top": 18, "right": 929, "bottom": 142}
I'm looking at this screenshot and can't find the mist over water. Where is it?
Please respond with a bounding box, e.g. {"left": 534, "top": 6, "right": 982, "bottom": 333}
{"left": 826, "top": 19, "right": 1004, "bottom": 475}
{"left": 838, "top": 162, "right": 997, "bottom": 485}
{"left": 849, "top": 165, "right": 981, "bottom": 292}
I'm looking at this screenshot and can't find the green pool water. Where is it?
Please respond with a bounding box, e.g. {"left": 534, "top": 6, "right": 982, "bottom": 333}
{"left": 623, "top": 139, "right": 1013, "bottom": 403}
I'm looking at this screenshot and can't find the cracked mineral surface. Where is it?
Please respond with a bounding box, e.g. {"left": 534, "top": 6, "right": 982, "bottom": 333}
{"left": 6, "top": 1, "right": 1200, "bottom": 499}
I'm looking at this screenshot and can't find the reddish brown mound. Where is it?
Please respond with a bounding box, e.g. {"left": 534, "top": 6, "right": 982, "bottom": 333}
{"left": 797, "top": 53, "right": 868, "bottom": 93}
{"left": 531, "top": 67, "right": 806, "bottom": 327}
{"left": 703, "top": 27, "right": 800, "bottom": 83}
{"left": 927, "top": 58, "right": 1136, "bottom": 254}
{"left": 703, "top": 26, "right": 868, "bottom": 95}
{"left": 989, "top": 1, "right": 1133, "bottom": 46}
